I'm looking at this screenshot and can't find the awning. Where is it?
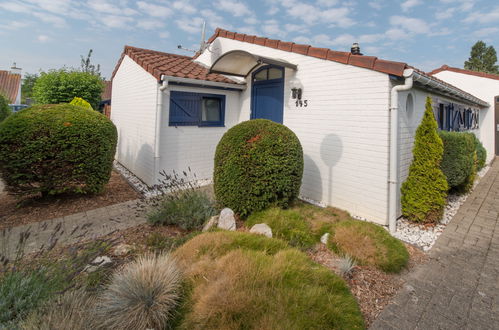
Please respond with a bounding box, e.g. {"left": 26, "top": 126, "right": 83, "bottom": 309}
{"left": 209, "top": 50, "right": 298, "bottom": 77}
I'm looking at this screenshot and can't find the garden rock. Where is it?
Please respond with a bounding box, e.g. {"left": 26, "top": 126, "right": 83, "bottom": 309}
{"left": 84, "top": 256, "right": 112, "bottom": 272}
{"left": 320, "top": 233, "right": 330, "bottom": 245}
{"left": 218, "top": 208, "right": 236, "bottom": 231}
{"left": 203, "top": 215, "right": 219, "bottom": 232}
{"left": 113, "top": 243, "right": 133, "bottom": 256}
{"left": 249, "top": 223, "right": 272, "bottom": 238}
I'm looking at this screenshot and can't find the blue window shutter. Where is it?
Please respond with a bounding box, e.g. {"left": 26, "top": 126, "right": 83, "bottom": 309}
{"left": 169, "top": 91, "right": 200, "bottom": 126}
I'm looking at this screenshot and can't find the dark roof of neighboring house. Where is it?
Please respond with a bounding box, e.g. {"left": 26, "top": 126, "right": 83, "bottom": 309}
{"left": 0, "top": 70, "right": 21, "bottom": 103}
{"left": 428, "top": 65, "right": 499, "bottom": 81}
{"left": 111, "top": 45, "right": 239, "bottom": 84}
{"left": 102, "top": 80, "right": 112, "bottom": 100}
{"left": 201, "top": 28, "right": 408, "bottom": 76}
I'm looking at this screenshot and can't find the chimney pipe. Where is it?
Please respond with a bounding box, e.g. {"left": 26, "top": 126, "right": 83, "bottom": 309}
{"left": 351, "top": 43, "right": 362, "bottom": 55}
{"left": 10, "top": 62, "right": 22, "bottom": 75}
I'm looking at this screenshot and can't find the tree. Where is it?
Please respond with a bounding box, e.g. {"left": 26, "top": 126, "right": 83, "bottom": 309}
{"left": 33, "top": 69, "right": 104, "bottom": 109}
{"left": 401, "top": 96, "right": 448, "bottom": 223}
{"left": 464, "top": 41, "right": 499, "bottom": 74}
{"left": 21, "top": 73, "right": 38, "bottom": 104}
{"left": 0, "top": 94, "right": 11, "bottom": 122}
{"left": 80, "top": 49, "right": 102, "bottom": 78}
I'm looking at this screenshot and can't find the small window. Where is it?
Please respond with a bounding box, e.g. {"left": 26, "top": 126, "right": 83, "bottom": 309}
{"left": 254, "top": 70, "right": 267, "bottom": 81}
{"left": 268, "top": 67, "right": 283, "bottom": 80}
{"left": 253, "top": 66, "right": 284, "bottom": 82}
{"left": 169, "top": 91, "right": 225, "bottom": 127}
{"left": 405, "top": 93, "right": 414, "bottom": 120}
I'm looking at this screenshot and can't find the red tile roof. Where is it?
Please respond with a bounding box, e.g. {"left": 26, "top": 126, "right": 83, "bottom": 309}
{"left": 202, "top": 28, "right": 408, "bottom": 76}
{"left": 101, "top": 80, "right": 112, "bottom": 100}
{"left": 0, "top": 70, "right": 21, "bottom": 103}
{"left": 111, "top": 45, "right": 238, "bottom": 84}
{"left": 428, "top": 65, "right": 499, "bottom": 81}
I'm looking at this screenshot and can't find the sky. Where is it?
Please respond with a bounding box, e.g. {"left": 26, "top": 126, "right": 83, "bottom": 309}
{"left": 0, "top": 0, "right": 499, "bottom": 79}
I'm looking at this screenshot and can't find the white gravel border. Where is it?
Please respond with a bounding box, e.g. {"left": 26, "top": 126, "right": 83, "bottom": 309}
{"left": 393, "top": 165, "right": 490, "bottom": 251}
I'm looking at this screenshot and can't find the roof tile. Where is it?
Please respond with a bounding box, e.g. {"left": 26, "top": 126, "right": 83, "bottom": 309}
{"left": 428, "top": 65, "right": 499, "bottom": 81}
{"left": 349, "top": 55, "right": 377, "bottom": 69}
{"left": 308, "top": 47, "right": 328, "bottom": 59}
{"left": 0, "top": 70, "right": 21, "bottom": 103}
{"left": 265, "top": 39, "right": 279, "bottom": 49}
{"left": 326, "top": 50, "right": 350, "bottom": 64}
{"left": 278, "top": 41, "right": 294, "bottom": 52}
{"left": 292, "top": 43, "right": 311, "bottom": 55}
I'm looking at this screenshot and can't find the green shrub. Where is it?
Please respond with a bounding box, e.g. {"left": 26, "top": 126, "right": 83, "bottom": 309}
{"left": 96, "top": 253, "right": 182, "bottom": 330}
{"left": 328, "top": 219, "right": 409, "bottom": 273}
{"left": 472, "top": 134, "right": 487, "bottom": 170}
{"left": 246, "top": 207, "right": 316, "bottom": 249}
{"left": 214, "top": 119, "right": 304, "bottom": 217}
{"left": 439, "top": 131, "right": 475, "bottom": 188}
{"left": 148, "top": 190, "right": 217, "bottom": 230}
{"left": 174, "top": 232, "right": 364, "bottom": 329}
{"left": 401, "top": 97, "right": 448, "bottom": 223}
{"left": 33, "top": 69, "right": 103, "bottom": 109}
{"left": 69, "top": 97, "right": 93, "bottom": 110}
{"left": 0, "top": 104, "right": 117, "bottom": 196}
{"left": 0, "top": 94, "right": 11, "bottom": 123}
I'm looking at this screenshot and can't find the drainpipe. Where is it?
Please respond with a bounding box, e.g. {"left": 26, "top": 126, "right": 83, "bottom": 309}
{"left": 154, "top": 75, "right": 168, "bottom": 184}
{"left": 388, "top": 68, "right": 414, "bottom": 233}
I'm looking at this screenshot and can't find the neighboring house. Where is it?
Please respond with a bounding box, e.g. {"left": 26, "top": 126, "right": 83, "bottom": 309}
{"left": 429, "top": 65, "right": 499, "bottom": 161}
{"left": 111, "top": 28, "right": 488, "bottom": 230}
{"left": 0, "top": 63, "right": 22, "bottom": 105}
{"left": 100, "top": 80, "right": 112, "bottom": 118}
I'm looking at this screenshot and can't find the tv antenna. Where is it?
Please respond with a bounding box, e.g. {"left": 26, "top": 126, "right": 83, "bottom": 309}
{"left": 177, "top": 21, "right": 210, "bottom": 54}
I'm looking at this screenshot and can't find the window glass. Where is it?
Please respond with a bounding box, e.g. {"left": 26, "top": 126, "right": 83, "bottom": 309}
{"left": 201, "top": 98, "right": 221, "bottom": 122}
{"left": 268, "top": 67, "right": 283, "bottom": 79}
{"left": 254, "top": 69, "right": 267, "bottom": 81}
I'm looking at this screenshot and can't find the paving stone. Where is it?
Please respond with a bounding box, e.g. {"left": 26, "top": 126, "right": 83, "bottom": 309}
{"left": 371, "top": 159, "right": 499, "bottom": 329}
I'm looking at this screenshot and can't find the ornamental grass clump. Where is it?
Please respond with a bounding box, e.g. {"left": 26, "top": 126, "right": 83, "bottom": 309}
{"left": 214, "top": 119, "right": 303, "bottom": 217}
{"left": 0, "top": 104, "right": 117, "bottom": 197}
{"left": 96, "top": 253, "right": 182, "bottom": 330}
{"left": 401, "top": 97, "right": 448, "bottom": 223}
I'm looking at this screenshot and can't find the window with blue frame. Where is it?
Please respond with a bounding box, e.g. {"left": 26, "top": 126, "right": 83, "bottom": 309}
{"left": 435, "top": 101, "right": 479, "bottom": 131}
{"left": 169, "top": 91, "right": 225, "bottom": 127}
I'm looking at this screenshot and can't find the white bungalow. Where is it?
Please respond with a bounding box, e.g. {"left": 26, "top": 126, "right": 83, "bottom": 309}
{"left": 111, "top": 28, "right": 489, "bottom": 231}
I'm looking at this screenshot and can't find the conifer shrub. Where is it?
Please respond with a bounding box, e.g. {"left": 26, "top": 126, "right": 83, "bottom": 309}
{"left": 439, "top": 131, "right": 475, "bottom": 188}
{"left": 69, "top": 97, "right": 93, "bottom": 110}
{"left": 472, "top": 134, "right": 487, "bottom": 170}
{"left": 0, "top": 104, "right": 117, "bottom": 196}
{"left": 214, "top": 119, "right": 303, "bottom": 217}
{"left": 0, "top": 94, "right": 11, "bottom": 122}
{"left": 401, "top": 97, "right": 448, "bottom": 223}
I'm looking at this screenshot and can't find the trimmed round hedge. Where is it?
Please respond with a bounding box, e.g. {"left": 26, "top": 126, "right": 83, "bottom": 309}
{"left": 472, "top": 134, "right": 487, "bottom": 170}
{"left": 214, "top": 119, "right": 303, "bottom": 217}
{"left": 439, "top": 131, "right": 475, "bottom": 188}
{"left": 0, "top": 104, "right": 117, "bottom": 196}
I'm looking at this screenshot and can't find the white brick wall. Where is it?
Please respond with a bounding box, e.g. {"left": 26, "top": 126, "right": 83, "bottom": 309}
{"left": 197, "top": 38, "right": 391, "bottom": 224}
{"left": 111, "top": 55, "right": 158, "bottom": 185}
{"left": 432, "top": 70, "right": 496, "bottom": 163}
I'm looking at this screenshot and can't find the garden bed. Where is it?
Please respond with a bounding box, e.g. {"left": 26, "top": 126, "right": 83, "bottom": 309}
{"left": 0, "top": 170, "right": 139, "bottom": 230}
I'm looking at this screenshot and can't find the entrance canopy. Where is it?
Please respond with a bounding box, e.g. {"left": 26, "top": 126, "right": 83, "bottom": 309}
{"left": 209, "top": 50, "right": 297, "bottom": 77}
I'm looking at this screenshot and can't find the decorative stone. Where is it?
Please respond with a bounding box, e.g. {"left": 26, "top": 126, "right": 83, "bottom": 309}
{"left": 217, "top": 208, "right": 236, "bottom": 231}
{"left": 203, "top": 215, "right": 219, "bottom": 232}
{"left": 320, "top": 233, "right": 330, "bottom": 245}
{"left": 84, "top": 256, "right": 112, "bottom": 272}
{"left": 249, "top": 223, "right": 272, "bottom": 238}
{"left": 113, "top": 243, "right": 133, "bottom": 256}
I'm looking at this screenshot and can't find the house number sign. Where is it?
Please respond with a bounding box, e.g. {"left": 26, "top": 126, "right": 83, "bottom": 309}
{"left": 295, "top": 100, "right": 308, "bottom": 107}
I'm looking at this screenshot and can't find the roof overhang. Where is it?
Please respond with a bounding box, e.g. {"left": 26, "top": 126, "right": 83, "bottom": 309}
{"left": 209, "top": 50, "right": 298, "bottom": 77}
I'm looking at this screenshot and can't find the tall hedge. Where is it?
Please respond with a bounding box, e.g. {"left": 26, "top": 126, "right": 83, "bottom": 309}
{"left": 0, "top": 104, "right": 117, "bottom": 196}
{"left": 401, "top": 97, "right": 448, "bottom": 223}
{"left": 214, "top": 119, "right": 303, "bottom": 217}
{"left": 472, "top": 134, "right": 487, "bottom": 170}
{"left": 439, "top": 131, "right": 475, "bottom": 189}
{"left": 33, "top": 69, "right": 103, "bottom": 109}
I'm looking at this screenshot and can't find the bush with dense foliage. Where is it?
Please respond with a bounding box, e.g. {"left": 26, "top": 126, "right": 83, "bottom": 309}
{"left": 246, "top": 207, "right": 316, "bottom": 249}
{"left": 0, "top": 104, "right": 117, "bottom": 196}
{"left": 327, "top": 219, "right": 409, "bottom": 273}
{"left": 148, "top": 189, "right": 216, "bottom": 230}
{"left": 69, "top": 97, "right": 93, "bottom": 110}
{"left": 472, "top": 134, "right": 487, "bottom": 170}
{"left": 401, "top": 97, "right": 448, "bottom": 223}
{"left": 439, "top": 131, "right": 475, "bottom": 189}
{"left": 214, "top": 119, "right": 304, "bottom": 217}
{"left": 96, "top": 253, "right": 182, "bottom": 330}
{"left": 173, "top": 231, "right": 364, "bottom": 329}
{"left": 0, "top": 94, "right": 11, "bottom": 122}
{"left": 33, "top": 69, "right": 104, "bottom": 109}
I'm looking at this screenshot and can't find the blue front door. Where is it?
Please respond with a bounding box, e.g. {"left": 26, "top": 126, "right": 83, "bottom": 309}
{"left": 251, "top": 66, "right": 284, "bottom": 124}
